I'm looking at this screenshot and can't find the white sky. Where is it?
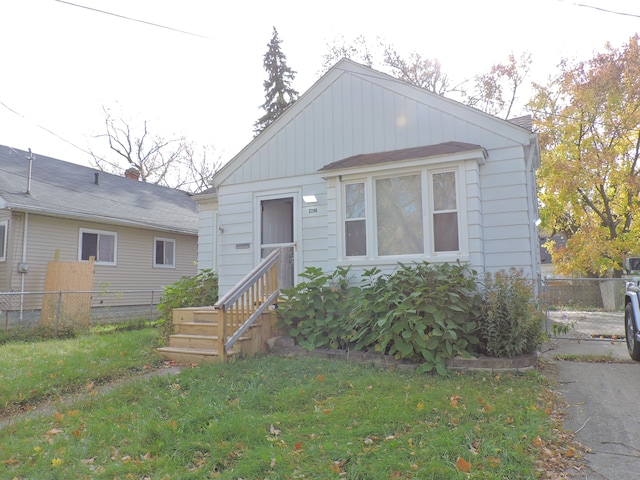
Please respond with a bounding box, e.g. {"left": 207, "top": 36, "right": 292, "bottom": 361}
{"left": 1, "top": 0, "right": 638, "bottom": 168}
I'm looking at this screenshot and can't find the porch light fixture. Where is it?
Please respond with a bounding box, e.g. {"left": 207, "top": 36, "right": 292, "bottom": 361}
{"left": 303, "top": 195, "right": 318, "bottom": 203}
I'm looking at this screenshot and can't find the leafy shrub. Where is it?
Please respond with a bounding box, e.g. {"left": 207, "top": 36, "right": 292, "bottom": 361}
{"left": 157, "top": 269, "right": 218, "bottom": 345}
{"left": 277, "top": 262, "right": 482, "bottom": 375}
{"left": 476, "top": 269, "right": 544, "bottom": 358}
{"left": 351, "top": 262, "right": 482, "bottom": 375}
{"left": 276, "top": 266, "right": 356, "bottom": 350}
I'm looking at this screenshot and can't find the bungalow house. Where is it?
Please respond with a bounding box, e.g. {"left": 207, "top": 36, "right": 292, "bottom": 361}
{"left": 0, "top": 146, "right": 198, "bottom": 324}
{"left": 195, "top": 59, "right": 541, "bottom": 297}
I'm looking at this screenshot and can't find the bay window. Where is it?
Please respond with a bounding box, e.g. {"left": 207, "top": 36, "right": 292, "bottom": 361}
{"left": 342, "top": 167, "right": 462, "bottom": 259}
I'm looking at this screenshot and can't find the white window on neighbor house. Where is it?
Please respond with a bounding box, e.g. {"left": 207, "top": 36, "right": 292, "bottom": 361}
{"left": 0, "top": 220, "right": 7, "bottom": 262}
{"left": 154, "top": 237, "right": 176, "bottom": 268}
{"left": 342, "top": 167, "right": 462, "bottom": 259}
{"left": 79, "top": 228, "right": 117, "bottom": 265}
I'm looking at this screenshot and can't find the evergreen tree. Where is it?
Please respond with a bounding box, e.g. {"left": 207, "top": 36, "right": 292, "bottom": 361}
{"left": 254, "top": 27, "right": 299, "bottom": 135}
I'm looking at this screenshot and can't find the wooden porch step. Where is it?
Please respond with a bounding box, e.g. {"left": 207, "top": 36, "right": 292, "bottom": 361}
{"left": 169, "top": 333, "right": 218, "bottom": 350}
{"left": 174, "top": 322, "right": 218, "bottom": 335}
{"left": 157, "top": 346, "right": 239, "bottom": 365}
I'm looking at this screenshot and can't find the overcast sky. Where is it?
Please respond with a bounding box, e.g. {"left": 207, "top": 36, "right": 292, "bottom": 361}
{"left": 1, "top": 0, "right": 638, "bottom": 168}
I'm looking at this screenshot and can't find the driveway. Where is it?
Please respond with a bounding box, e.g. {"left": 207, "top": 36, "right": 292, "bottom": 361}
{"left": 543, "top": 339, "right": 640, "bottom": 479}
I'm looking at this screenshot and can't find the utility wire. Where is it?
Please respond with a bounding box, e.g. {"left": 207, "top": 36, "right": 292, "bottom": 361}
{"left": 52, "top": 0, "right": 213, "bottom": 40}
{"left": 0, "top": 99, "right": 103, "bottom": 161}
{"left": 557, "top": 0, "right": 640, "bottom": 19}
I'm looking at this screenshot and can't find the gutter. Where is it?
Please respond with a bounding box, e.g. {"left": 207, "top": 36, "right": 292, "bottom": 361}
{"left": 4, "top": 205, "right": 197, "bottom": 236}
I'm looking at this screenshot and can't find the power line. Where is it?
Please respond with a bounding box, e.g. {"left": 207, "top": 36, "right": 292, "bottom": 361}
{"left": 52, "top": 0, "right": 213, "bottom": 40}
{"left": 557, "top": 0, "right": 640, "bottom": 19}
{"left": 0, "top": 99, "right": 102, "bottom": 161}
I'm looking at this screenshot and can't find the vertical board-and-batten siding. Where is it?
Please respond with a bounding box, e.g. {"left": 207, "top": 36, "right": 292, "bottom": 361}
{"left": 480, "top": 146, "right": 535, "bottom": 277}
{"left": 196, "top": 199, "right": 217, "bottom": 271}
{"left": 213, "top": 61, "right": 538, "bottom": 293}
{"left": 9, "top": 214, "right": 197, "bottom": 305}
{"left": 216, "top": 175, "right": 328, "bottom": 295}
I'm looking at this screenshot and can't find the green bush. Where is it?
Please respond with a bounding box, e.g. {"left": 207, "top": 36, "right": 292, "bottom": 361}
{"left": 476, "top": 269, "right": 544, "bottom": 358}
{"left": 277, "top": 262, "right": 482, "bottom": 375}
{"left": 276, "top": 266, "right": 356, "bottom": 350}
{"left": 351, "top": 262, "right": 482, "bottom": 375}
{"left": 157, "top": 269, "right": 218, "bottom": 345}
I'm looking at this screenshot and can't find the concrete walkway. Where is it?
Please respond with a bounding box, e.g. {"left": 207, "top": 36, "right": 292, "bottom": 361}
{"left": 543, "top": 339, "right": 640, "bottom": 479}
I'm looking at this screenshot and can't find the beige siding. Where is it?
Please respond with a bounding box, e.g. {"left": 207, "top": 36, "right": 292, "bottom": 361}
{"left": 7, "top": 214, "right": 197, "bottom": 307}
{"left": 0, "top": 209, "right": 13, "bottom": 291}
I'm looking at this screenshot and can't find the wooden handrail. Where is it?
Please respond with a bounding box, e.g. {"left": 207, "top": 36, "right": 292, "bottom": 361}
{"left": 214, "top": 248, "right": 280, "bottom": 360}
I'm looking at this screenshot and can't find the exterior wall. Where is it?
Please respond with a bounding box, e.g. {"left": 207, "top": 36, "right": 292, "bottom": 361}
{"left": 218, "top": 70, "right": 530, "bottom": 187}
{"left": 0, "top": 209, "right": 13, "bottom": 291}
{"left": 196, "top": 197, "right": 217, "bottom": 272}
{"left": 3, "top": 214, "right": 197, "bottom": 305}
{"left": 479, "top": 146, "right": 537, "bottom": 279}
{"left": 216, "top": 175, "right": 328, "bottom": 296}
{"left": 211, "top": 61, "right": 540, "bottom": 294}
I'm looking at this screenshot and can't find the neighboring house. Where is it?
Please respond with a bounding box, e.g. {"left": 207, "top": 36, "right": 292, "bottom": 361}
{"left": 0, "top": 146, "right": 198, "bottom": 322}
{"left": 195, "top": 59, "right": 541, "bottom": 297}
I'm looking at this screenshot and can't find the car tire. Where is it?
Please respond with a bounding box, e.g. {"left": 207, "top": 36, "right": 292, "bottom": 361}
{"left": 625, "top": 302, "right": 640, "bottom": 361}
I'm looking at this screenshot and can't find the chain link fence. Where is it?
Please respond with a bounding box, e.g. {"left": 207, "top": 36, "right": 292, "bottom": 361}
{"left": 542, "top": 278, "right": 626, "bottom": 339}
{"left": 0, "top": 289, "right": 163, "bottom": 333}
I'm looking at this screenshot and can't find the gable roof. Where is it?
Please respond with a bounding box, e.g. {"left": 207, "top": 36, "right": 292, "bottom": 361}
{"left": 213, "top": 58, "right": 538, "bottom": 187}
{"left": 319, "top": 141, "right": 486, "bottom": 172}
{"left": 0, "top": 146, "right": 198, "bottom": 234}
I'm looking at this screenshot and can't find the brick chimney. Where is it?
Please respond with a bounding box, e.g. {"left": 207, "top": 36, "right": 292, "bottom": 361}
{"left": 124, "top": 167, "right": 140, "bottom": 181}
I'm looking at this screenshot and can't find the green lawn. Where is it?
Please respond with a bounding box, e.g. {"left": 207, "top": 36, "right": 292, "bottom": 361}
{"left": 0, "top": 328, "right": 161, "bottom": 414}
{"left": 0, "top": 333, "right": 571, "bottom": 479}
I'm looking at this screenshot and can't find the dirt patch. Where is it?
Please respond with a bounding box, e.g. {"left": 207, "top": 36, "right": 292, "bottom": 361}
{"left": 0, "top": 364, "right": 182, "bottom": 431}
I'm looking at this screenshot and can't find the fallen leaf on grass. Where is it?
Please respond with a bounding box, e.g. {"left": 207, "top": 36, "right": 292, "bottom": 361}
{"left": 456, "top": 457, "right": 471, "bottom": 473}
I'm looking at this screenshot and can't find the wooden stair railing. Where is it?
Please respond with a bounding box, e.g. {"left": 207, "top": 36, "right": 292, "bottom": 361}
{"left": 215, "top": 248, "right": 281, "bottom": 361}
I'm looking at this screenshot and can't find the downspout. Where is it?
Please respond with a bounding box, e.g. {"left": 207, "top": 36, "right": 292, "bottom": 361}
{"left": 19, "top": 212, "right": 29, "bottom": 320}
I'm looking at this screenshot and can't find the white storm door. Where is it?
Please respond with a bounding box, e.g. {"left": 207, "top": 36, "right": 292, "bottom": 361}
{"left": 260, "top": 196, "right": 295, "bottom": 289}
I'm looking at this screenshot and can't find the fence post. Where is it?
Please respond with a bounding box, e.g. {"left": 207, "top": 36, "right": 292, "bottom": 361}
{"left": 55, "top": 291, "right": 63, "bottom": 337}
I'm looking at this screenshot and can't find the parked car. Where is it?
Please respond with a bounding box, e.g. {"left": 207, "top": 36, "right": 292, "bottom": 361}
{"left": 624, "top": 257, "right": 640, "bottom": 360}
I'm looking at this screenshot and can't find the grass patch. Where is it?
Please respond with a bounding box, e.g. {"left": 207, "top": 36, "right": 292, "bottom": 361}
{"left": 553, "top": 353, "right": 632, "bottom": 363}
{"left": 0, "top": 328, "right": 161, "bottom": 414}
{"left": 0, "top": 355, "right": 564, "bottom": 479}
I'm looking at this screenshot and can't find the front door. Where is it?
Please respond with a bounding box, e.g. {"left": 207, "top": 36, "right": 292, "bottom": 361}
{"left": 260, "top": 197, "right": 295, "bottom": 289}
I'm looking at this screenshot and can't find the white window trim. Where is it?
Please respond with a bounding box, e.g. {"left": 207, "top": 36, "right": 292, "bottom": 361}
{"left": 154, "top": 237, "right": 176, "bottom": 268}
{"left": 0, "top": 220, "right": 7, "bottom": 262}
{"left": 78, "top": 228, "right": 117, "bottom": 266}
{"left": 337, "top": 161, "right": 469, "bottom": 265}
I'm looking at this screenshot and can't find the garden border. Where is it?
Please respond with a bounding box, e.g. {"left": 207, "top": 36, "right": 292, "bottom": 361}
{"left": 266, "top": 336, "right": 538, "bottom": 373}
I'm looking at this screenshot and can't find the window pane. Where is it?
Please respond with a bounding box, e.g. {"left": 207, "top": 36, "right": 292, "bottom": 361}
{"left": 345, "top": 183, "right": 365, "bottom": 219}
{"left": 156, "top": 240, "right": 164, "bottom": 264}
{"left": 433, "top": 172, "right": 456, "bottom": 211}
{"left": 98, "top": 234, "right": 115, "bottom": 263}
{"left": 434, "top": 212, "right": 459, "bottom": 251}
{"left": 81, "top": 233, "right": 98, "bottom": 260}
{"left": 376, "top": 175, "right": 423, "bottom": 255}
{"left": 346, "top": 220, "right": 366, "bottom": 256}
{"left": 164, "top": 241, "right": 174, "bottom": 265}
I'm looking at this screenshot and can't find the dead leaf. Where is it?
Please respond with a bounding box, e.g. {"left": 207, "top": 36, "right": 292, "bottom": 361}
{"left": 46, "top": 428, "right": 63, "bottom": 435}
{"left": 54, "top": 411, "right": 64, "bottom": 422}
{"left": 269, "top": 424, "right": 281, "bottom": 436}
{"left": 456, "top": 456, "right": 471, "bottom": 473}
